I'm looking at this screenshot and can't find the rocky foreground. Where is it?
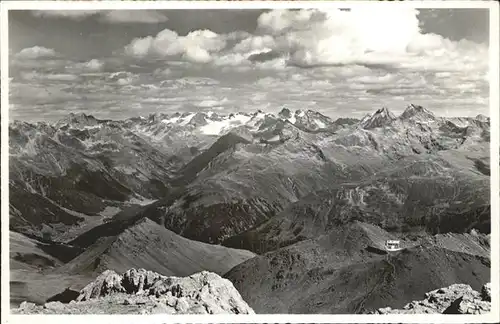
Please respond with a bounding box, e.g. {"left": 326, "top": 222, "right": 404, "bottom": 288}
{"left": 374, "top": 283, "right": 491, "bottom": 314}
{"left": 12, "top": 266, "right": 491, "bottom": 315}
{"left": 12, "top": 269, "right": 254, "bottom": 314}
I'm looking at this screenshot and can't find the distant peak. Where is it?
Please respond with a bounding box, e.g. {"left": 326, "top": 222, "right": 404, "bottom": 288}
{"left": 57, "top": 112, "right": 99, "bottom": 127}
{"left": 476, "top": 114, "right": 489, "bottom": 122}
{"left": 400, "top": 104, "right": 435, "bottom": 120}
{"left": 295, "top": 110, "right": 305, "bottom": 117}
{"left": 361, "top": 107, "right": 395, "bottom": 129}
{"left": 68, "top": 112, "right": 94, "bottom": 119}
{"left": 374, "top": 107, "right": 394, "bottom": 117}
{"left": 278, "top": 107, "right": 292, "bottom": 119}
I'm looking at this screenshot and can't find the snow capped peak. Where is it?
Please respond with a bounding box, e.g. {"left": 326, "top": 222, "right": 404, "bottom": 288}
{"left": 400, "top": 104, "right": 435, "bottom": 121}
{"left": 199, "top": 112, "right": 252, "bottom": 135}
{"left": 277, "top": 107, "right": 301, "bottom": 125}
{"left": 124, "top": 109, "right": 336, "bottom": 135}
{"left": 375, "top": 107, "right": 395, "bottom": 118}
{"left": 361, "top": 107, "right": 396, "bottom": 129}
{"left": 360, "top": 114, "right": 371, "bottom": 125}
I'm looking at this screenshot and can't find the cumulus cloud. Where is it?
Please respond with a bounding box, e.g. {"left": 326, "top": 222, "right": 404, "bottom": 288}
{"left": 68, "top": 59, "right": 105, "bottom": 73}
{"left": 31, "top": 10, "right": 168, "bottom": 23}
{"left": 251, "top": 8, "right": 487, "bottom": 72}
{"left": 122, "top": 8, "right": 487, "bottom": 78}
{"left": 15, "top": 46, "right": 58, "bottom": 59}
{"left": 125, "top": 29, "right": 227, "bottom": 63}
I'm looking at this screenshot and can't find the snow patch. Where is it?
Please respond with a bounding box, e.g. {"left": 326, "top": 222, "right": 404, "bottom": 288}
{"left": 99, "top": 206, "right": 122, "bottom": 217}
{"left": 200, "top": 119, "right": 232, "bottom": 135}
{"left": 267, "top": 135, "right": 281, "bottom": 142}
{"left": 127, "top": 196, "right": 157, "bottom": 206}
{"left": 179, "top": 113, "right": 196, "bottom": 126}
{"left": 232, "top": 113, "right": 252, "bottom": 125}
{"left": 161, "top": 116, "right": 181, "bottom": 124}
{"left": 200, "top": 114, "right": 252, "bottom": 135}
{"left": 247, "top": 112, "right": 266, "bottom": 129}
{"left": 314, "top": 119, "right": 326, "bottom": 128}
{"left": 82, "top": 125, "right": 102, "bottom": 130}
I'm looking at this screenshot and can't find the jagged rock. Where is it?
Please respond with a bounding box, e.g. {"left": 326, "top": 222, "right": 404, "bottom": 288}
{"left": 12, "top": 269, "right": 254, "bottom": 314}
{"left": 77, "top": 270, "right": 125, "bottom": 301}
{"left": 188, "top": 112, "right": 208, "bottom": 126}
{"left": 476, "top": 114, "right": 489, "bottom": 122}
{"left": 361, "top": 107, "right": 396, "bottom": 129}
{"left": 150, "top": 302, "right": 175, "bottom": 314}
{"left": 400, "top": 104, "right": 436, "bottom": 121}
{"left": 278, "top": 107, "right": 292, "bottom": 119}
{"left": 122, "top": 268, "right": 166, "bottom": 295}
{"left": 43, "top": 301, "right": 65, "bottom": 311}
{"left": 375, "top": 283, "right": 491, "bottom": 314}
{"left": 19, "top": 301, "right": 36, "bottom": 310}
{"left": 481, "top": 282, "right": 491, "bottom": 301}
{"left": 443, "top": 296, "right": 465, "bottom": 314}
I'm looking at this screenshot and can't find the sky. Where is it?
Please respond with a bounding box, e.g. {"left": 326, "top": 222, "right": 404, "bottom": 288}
{"left": 8, "top": 8, "right": 490, "bottom": 122}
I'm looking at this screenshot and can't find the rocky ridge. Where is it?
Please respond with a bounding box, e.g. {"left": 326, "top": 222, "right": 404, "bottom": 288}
{"left": 375, "top": 282, "right": 491, "bottom": 314}
{"left": 13, "top": 268, "right": 254, "bottom": 314}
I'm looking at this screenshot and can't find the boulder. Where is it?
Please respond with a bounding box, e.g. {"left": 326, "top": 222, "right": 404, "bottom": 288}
{"left": 12, "top": 268, "right": 254, "bottom": 314}
{"left": 375, "top": 283, "right": 491, "bottom": 314}
{"left": 481, "top": 282, "right": 491, "bottom": 302}
{"left": 77, "top": 270, "right": 125, "bottom": 301}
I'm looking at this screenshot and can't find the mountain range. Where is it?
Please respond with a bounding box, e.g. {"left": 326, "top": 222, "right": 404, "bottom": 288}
{"left": 9, "top": 104, "right": 491, "bottom": 313}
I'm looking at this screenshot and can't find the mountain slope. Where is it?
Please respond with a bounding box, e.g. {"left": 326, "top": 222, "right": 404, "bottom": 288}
{"left": 224, "top": 222, "right": 490, "bottom": 314}
{"left": 223, "top": 152, "right": 490, "bottom": 254}
{"left": 9, "top": 117, "right": 176, "bottom": 240}
{"left": 57, "top": 218, "right": 256, "bottom": 277}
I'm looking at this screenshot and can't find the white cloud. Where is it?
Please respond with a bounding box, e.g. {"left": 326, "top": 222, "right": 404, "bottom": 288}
{"left": 68, "top": 59, "right": 105, "bottom": 72}
{"left": 31, "top": 10, "right": 168, "bottom": 23}
{"left": 107, "top": 71, "right": 139, "bottom": 86}
{"left": 102, "top": 10, "right": 168, "bottom": 24}
{"left": 257, "top": 9, "right": 322, "bottom": 34}
{"left": 15, "top": 46, "right": 58, "bottom": 59}
{"left": 31, "top": 10, "right": 100, "bottom": 20}
{"left": 252, "top": 8, "right": 422, "bottom": 67}
{"left": 125, "top": 29, "right": 227, "bottom": 63}
{"left": 122, "top": 8, "right": 487, "bottom": 78}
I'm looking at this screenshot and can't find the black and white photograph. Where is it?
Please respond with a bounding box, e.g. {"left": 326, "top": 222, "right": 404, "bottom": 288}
{"left": 1, "top": 1, "right": 498, "bottom": 319}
